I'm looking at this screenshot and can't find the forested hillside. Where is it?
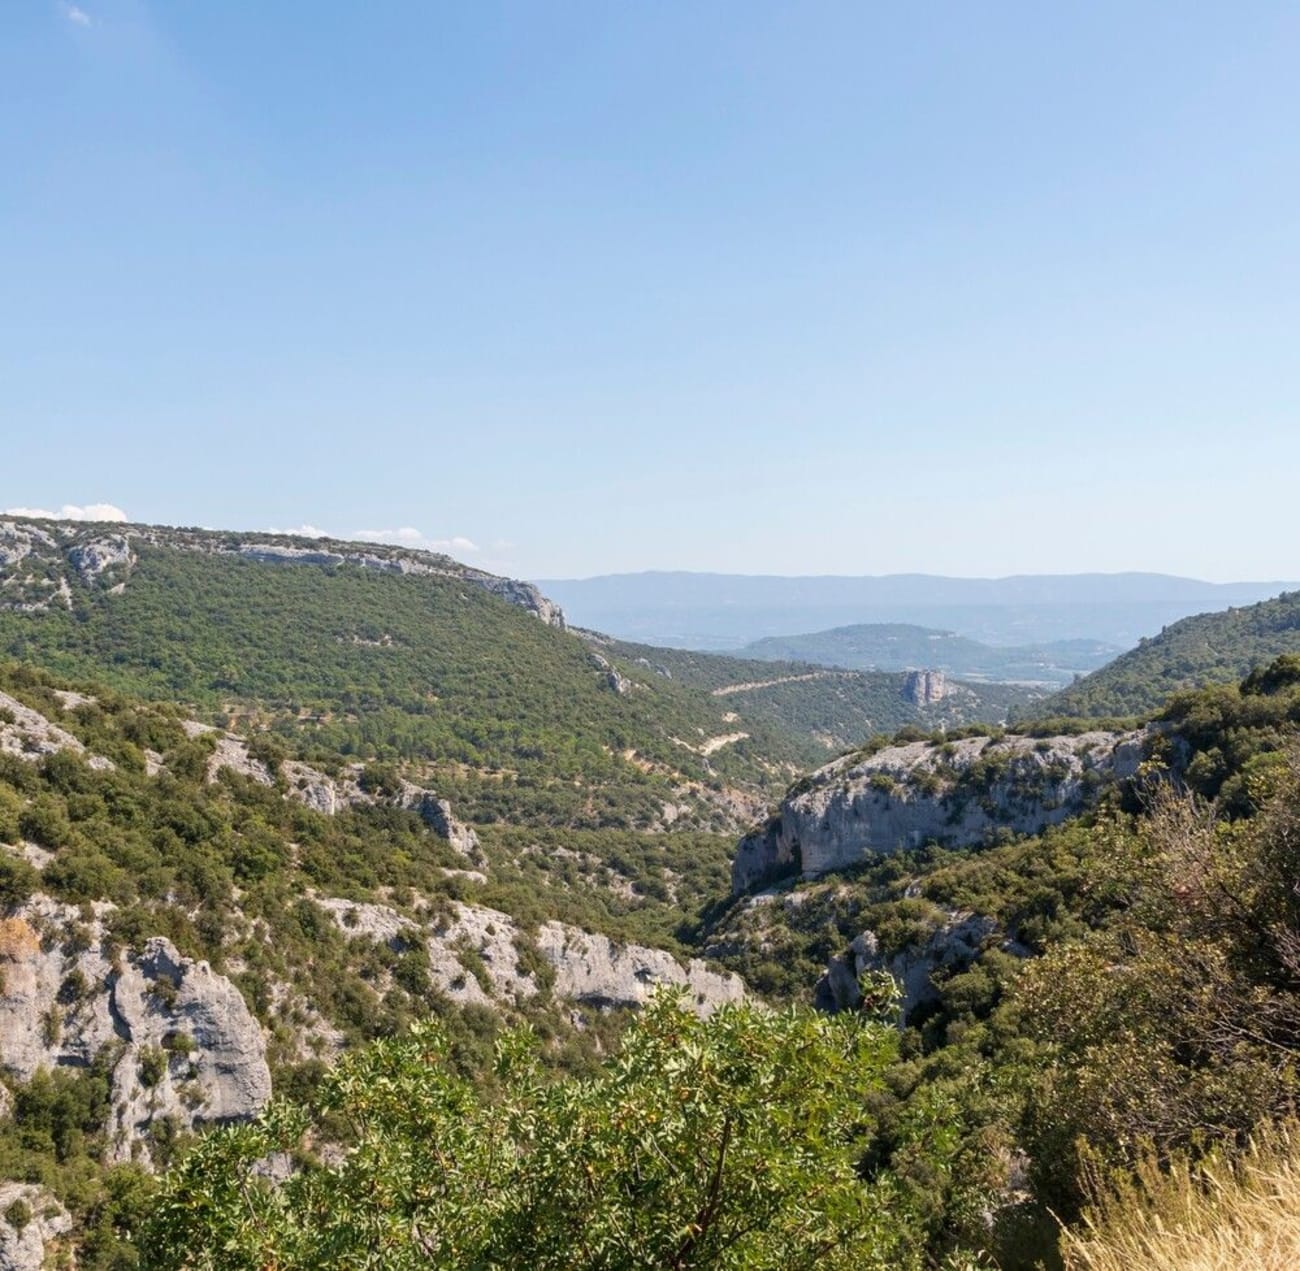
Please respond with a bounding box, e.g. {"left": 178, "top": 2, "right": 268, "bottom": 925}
{"left": 113, "top": 657, "right": 1300, "bottom": 1269}
{"left": 1043, "top": 589, "right": 1300, "bottom": 717}
{"left": 0, "top": 520, "right": 1030, "bottom": 825}
{"left": 5, "top": 516, "right": 1300, "bottom": 1268}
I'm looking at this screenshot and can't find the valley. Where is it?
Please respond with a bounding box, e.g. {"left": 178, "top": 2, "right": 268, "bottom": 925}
{"left": 3, "top": 518, "right": 1300, "bottom": 1268}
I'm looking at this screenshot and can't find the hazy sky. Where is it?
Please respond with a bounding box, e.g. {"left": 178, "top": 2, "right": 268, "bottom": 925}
{"left": 4, "top": 3, "right": 1298, "bottom": 581}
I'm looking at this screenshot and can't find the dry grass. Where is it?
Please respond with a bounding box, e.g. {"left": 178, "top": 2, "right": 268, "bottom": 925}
{"left": 0, "top": 916, "right": 39, "bottom": 961}
{"left": 1063, "top": 1123, "right": 1300, "bottom": 1271}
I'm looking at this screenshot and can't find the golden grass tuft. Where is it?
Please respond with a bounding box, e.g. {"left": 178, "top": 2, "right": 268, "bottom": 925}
{"left": 1063, "top": 1123, "right": 1300, "bottom": 1271}
{"left": 0, "top": 915, "right": 39, "bottom": 961}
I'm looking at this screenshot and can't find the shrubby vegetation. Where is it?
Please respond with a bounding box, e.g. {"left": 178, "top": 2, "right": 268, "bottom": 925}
{"left": 6, "top": 535, "right": 1300, "bottom": 1267}
{"left": 0, "top": 1057, "right": 154, "bottom": 1267}
{"left": 604, "top": 636, "right": 1033, "bottom": 751}
{"left": 697, "top": 658, "right": 1300, "bottom": 1264}
{"left": 0, "top": 546, "right": 1025, "bottom": 832}
{"left": 0, "top": 663, "right": 737, "bottom": 1088}
{"left": 142, "top": 993, "right": 974, "bottom": 1271}
{"left": 140, "top": 676, "right": 1300, "bottom": 1266}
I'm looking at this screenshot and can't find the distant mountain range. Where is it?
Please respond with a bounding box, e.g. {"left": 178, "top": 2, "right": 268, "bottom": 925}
{"left": 535, "top": 572, "right": 1299, "bottom": 650}
{"left": 738, "top": 623, "right": 1120, "bottom": 687}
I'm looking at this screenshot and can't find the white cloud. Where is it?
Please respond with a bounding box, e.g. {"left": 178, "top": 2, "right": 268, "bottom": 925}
{"left": 63, "top": 4, "right": 93, "bottom": 26}
{"left": 266, "top": 524, "right": 329, "bottom": 539}
{"left": 352, "top": 528, "right": 479, "bottom": 555}
{"left": 4, "top": 502, "right": 127, "bottom": 523}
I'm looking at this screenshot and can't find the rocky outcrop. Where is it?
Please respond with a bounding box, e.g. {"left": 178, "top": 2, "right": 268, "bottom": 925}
{"left": 0, "top": 691, "right": 114, "bottom": 771}
{"left": 590, "top": 652, "right": 634, "bottom": 694}
{"left": 0, "top": 1183, "right": 71, "bottom": 1271}
{"left": 67, "top": 535, "right": 135, "bottom": 584}
{"left": 815, "top": 914, "right": 1028, "bottom": 1022}
{"left": 317, "top": 897, "right": 744, "bottom": 1017}
{"left": 0, "top": 524, "right": 70, "bottom": 613}
{"left": 398, "top": 783, "right": 483, "bottom": 862}
{"left": 0, "top": 899, "right": 270, "bottom": 1164}
{"left": 902, "top": 669, "right": 950, "bottom": 706}
{"left": 230, "top": 543, "right": 564, "bottom": 627}
{"left": 733, "top": 729, "right": 1145, "bottom": 892}
{"left": 464, "top": 571, "right": 566, "bottom": 629}
{"left": 0, "top": 522, "right": 57, "bottom": 568}
{"left": 105, "top": 937, "right": 272, "bottom": 1162}
{"left": 536, "top": 924, "right": 745, "bottom": 1015}
{"left": 283, "top": 760, "right": 340, "bottom": 814}
{"left": 206, "top": 734, "right": 274, "bottom": 786}
{"left": 319, "top": 898, "right": 537, "bottom": 1009}
{"left": 0, "top": 521, "right": 566, "bottom": 628}
{"left": 188, "top": 738, "right": 481, "bottom": 861}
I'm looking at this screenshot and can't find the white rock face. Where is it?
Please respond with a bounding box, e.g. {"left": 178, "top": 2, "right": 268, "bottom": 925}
{"left": 283, "top": 760, "right": 339, "bottom": 814}
{"left": 901, "top": 669, "right": 951, "bottom": 706}
{"left": 206, "top": 734, "right": 274, "bottom": 786}
{"left": 733, "top": 729, "right": 1146, "bottom": 891}
{"left": 318, "top": 898, "right": 537, "bottom": 1008}
{"left": 536, "top": 924, "right": 745, "bottom": 1015}
{"left": 317, "top": 897, "right": 744, "bottom": 1016}
{"left": 0, "top": 1183, "right": 71, "bottom": 1271}
{"left": 589, "top": 652, "right": 634, "bottom": 695}
{"left": 0, "top": 691, "right": 114, "bottom": 771}
{"left": 67, "top": 535, "right": 135, "bottom": 584}
{"left": 276, "top": 765, "right": 484, "bottom": 862}
{"left": 105, "top": 937, "right": 272, "bottom": 1162}
{"left": 232, "top": 542, "right": 566, "bottom": 626}
{"left": 0, "top": 521, "right": 566, "bottom": 627}
{"left": 0, "top": 899, "right": 270, "bottom": 1164}
{"left": 398, "top": 782, "right": 482, "bottom": 862}
{"left": 0, "top": 521, "right": 55, "bottom": 568}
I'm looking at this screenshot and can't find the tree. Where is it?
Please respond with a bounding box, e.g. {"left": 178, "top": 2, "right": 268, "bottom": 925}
{"left": 141, "top": 992, "right": 932, "bottom": 1270}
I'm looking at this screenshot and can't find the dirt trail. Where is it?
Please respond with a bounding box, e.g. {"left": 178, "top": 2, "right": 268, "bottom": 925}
{"left": 710, "top": 671, "right": 840, "bottom": 697}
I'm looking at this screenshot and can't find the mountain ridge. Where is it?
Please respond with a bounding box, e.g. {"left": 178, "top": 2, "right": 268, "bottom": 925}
{"left": 738, "top": 622, "right": 1119, "bottom": 686}
{"left": 535, "top": 570, "right": 1297, "bottom": 650}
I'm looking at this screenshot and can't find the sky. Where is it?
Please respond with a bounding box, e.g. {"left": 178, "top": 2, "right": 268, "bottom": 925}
{"left": 3, "top": 2, "right": 1298, "bottom": 582}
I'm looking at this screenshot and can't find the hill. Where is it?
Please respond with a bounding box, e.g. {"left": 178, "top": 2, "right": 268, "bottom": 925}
{"left": 1040, "top": 589, "right": 1300, "bottom": 717}
{"left": 590, "top": 634, "right": 1035, "bottom": 751}
{"left": 738, "top": 622, "right": 1118, "bottom": 686}
{"left": 9, "top": 516, "right": 1300, "bottom": 1269}
{"left": 0, "top": 520, "right": 1030, "bottom": 827}
{"left": 535, "top": 570, "right": 1297, "bottom": 649}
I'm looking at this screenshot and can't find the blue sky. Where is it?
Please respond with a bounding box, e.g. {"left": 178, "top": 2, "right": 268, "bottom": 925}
{"left": 3, "top": 2, "right": 1298, "bottom": 581}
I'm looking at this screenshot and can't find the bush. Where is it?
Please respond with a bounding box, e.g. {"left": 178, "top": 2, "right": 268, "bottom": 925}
{"left": 141, "top": 994, "right": 943, "bottom": 1270}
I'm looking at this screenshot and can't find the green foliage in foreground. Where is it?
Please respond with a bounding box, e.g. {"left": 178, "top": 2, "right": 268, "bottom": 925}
{"left": 141, "top": 994, "right": 966, "bottom": 1271}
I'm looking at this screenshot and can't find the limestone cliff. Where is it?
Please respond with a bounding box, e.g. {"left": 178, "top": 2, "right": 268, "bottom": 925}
{"left": 732, "top": 728, "right": 1145, "bottom": 892}
{"left": 0, "top": 520, "right": 565, "bottom": 628}
{"left": 814, "top": 915, "right": 1030, "bottom": 1023}
{"left": 0, "top": 1181, "right": 70, "bottom": 1271}
{"left": 0, "top": 898, "right": 270, "bottom": 1165}
{"left": 316, "top": 897, "right": 745, "bottom": 1017}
